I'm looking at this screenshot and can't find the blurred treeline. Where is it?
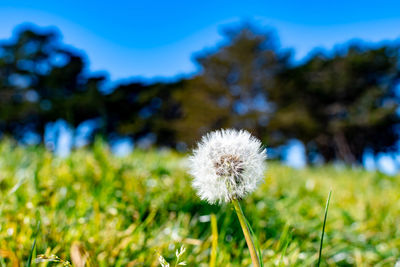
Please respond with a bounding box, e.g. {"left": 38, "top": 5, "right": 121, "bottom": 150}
{"left": 1, "top": 23, "right": 399, "bottom": 164}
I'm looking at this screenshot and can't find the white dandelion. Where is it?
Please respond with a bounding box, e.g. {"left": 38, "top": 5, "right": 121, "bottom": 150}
{"left": 188, "top": 128, "right": 266, "bottom": 266}
{"left": 189, "top": 129, "right": 266, "bottom": 204}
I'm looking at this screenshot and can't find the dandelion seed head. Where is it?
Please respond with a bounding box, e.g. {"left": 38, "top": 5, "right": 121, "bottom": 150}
{"left": 189, "top": 129, "right": 266, "bottom": 204}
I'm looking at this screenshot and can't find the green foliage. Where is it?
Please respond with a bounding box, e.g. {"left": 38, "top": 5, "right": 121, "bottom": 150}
{"left": 172, "top": 25, "right": 289, "bottom": 146}
{"left": 0, "top": 24, "right": 181, "bottom": 146}
{"left": 1, "top": 23, "right": 399, "bottom": 163}
{"left": 269, "top": 44, "right": 400, "bottom": 163}
{"left": 0, "top": 140, "right": 399, "bottom": 265}
{"left": 25, "top": 222, "right": 40, "bottom": 267}
{"left": 0, "top": 25, "right": 106, "bottom": 137}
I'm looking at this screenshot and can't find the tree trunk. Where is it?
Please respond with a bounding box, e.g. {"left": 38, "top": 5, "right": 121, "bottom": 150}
{"left": 333, "top": 132, "right": 356, "bottom": 165}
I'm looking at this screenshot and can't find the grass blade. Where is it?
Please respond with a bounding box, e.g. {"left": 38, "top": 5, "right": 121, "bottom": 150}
{"left": 317, "top": 190, "right": 332, "bottom": 267}
{"left": 278, "top": 238, "right": 290, "bottom": 267}
{"left": 278, "top": 229, "right": 292, "bottom": 267}
{"left": 26, "top": 221, "right": 40, "bottom": 267}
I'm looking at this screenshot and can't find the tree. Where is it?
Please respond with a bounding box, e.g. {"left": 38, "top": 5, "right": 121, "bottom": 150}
{"left": 172, "top": 24, "right": 290, "bottom": 146}
{"left": 1, "top": 23, "right": 399, "bottom": 164}
{"left": 0, "top": 24, "right": 181, "bottom": 146}
{"left": 103, "top": 80, "right": 182, "bottom": 146}
{"left": 0, "top": 25, "right": 105, "bottom": 140}
{"left": 268, "top": 43, "right": 400, "bottom": 163}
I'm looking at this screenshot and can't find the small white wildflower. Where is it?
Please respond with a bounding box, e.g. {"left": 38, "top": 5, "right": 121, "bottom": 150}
{"left": 158, "top": 255, "right": 170, "bottom": 267}
{"left": 189, "top": 129, "right": 266, "bottom": 204}
{"left": 176, "top": 245, "right": 186, "bottom": 257}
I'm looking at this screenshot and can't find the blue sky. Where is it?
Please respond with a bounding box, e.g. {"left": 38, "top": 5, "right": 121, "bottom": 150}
{"left": 1, "top": 0, "right": 400, "bottom": 81}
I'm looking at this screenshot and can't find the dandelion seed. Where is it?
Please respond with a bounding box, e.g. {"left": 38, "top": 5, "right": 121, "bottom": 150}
{"left": 189, "top": 129, "right": 266, "bottom": 204}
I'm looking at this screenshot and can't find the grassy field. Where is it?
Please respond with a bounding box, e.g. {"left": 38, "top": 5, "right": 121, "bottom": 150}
{"left": 0, "top": 139, "right": 399, "bottom": 266}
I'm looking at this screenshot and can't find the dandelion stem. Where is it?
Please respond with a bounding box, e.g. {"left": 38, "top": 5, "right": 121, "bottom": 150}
{"left": 210, "top": 214, "right": 218, "bottom": 267}
{"left": 232, "top": 199, "right": 261, "bottom": 267}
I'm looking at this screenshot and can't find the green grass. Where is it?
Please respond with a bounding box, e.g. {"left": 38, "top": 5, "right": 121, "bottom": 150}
{"left": 0, "top": 139, "right": 400, "bottom": 266}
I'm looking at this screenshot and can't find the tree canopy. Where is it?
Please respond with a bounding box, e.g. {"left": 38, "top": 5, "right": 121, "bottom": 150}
{"left": 269, "top": 44, "right": 400, "bottom": 163}
{"left": 1, "top": 23, "right": 399, "bottom": 164}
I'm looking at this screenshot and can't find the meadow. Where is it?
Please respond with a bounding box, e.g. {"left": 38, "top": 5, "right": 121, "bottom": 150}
{"left": 0, "top": 139, "right": 399, "bottom": 266}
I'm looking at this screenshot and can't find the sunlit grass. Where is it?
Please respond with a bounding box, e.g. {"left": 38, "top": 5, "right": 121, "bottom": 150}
{"left": 0, "top": 139, "right": 399, "bottom": 266}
